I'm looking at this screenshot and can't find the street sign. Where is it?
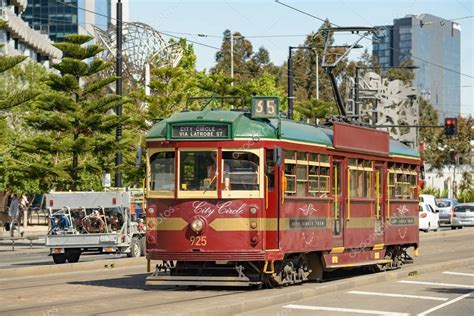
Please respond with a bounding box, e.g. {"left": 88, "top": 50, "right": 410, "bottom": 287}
{"left": 251, "top": 96, "right": 279, "bottom": 119}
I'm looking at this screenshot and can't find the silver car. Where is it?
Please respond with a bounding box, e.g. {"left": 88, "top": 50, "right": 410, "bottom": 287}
{"left": 436, "top": 198, "right": 458, "bottom": 226}
{"left": 451, "top": 203, "right": 474, "bottom": 229}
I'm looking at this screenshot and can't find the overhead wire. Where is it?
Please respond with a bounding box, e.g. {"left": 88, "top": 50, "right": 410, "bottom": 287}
{"left": 274, "top": 0, "right": 474, "bottom": 79}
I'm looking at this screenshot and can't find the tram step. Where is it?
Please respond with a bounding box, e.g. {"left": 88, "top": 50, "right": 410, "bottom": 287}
{"left": 146, "top": 274, "right": 260, "bottom": 287}
{"left": 325, "top": 258, "right": 393, "bottom": 269}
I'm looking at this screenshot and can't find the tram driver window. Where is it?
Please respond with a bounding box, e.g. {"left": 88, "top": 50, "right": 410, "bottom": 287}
{"left": 150, "top": 151, "right": 175, "bottom": 191}
{"left": 222, "top": 151, "right": 259, "bottom": 191}
{"left": 180, "top": 151, "right": 217, "bottom": 191}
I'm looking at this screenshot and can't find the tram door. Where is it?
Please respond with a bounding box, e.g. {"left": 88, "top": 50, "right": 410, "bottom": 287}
{"left": 265, "top": 149, "right": 279, "bottom": 250}
{"left": 332, "top": 158, "right": 344, "bottom": 247}
{"left": 374, "top": 163, "right": 384, "bottom": 243}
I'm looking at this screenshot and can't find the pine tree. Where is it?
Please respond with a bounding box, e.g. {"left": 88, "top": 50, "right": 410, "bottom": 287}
{"left": 22, "top": 34, "right": 121, "bottom": 191}
{"left": 144, "top": 41, "right": 201, "bottom": 119}
{"left": 295, "top": 98, "right": 338, "bottom": 124}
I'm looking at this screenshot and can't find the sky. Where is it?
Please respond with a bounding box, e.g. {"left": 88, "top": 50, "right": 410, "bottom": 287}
{"left": 130, "top": 0, "right": 473, "bottom": 116}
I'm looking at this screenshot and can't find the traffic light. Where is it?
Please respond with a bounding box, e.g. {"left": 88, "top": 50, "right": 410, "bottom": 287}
{"left": 444, "top": 117, "right": 457, "bottom": 136}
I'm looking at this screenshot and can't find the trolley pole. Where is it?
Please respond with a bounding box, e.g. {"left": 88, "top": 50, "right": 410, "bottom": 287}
{"left": 115, "top": 0, "right": 123, "bottom": 188}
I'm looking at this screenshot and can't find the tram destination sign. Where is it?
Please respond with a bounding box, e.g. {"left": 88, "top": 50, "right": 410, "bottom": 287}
{"left": 170, "top": 124, "right": 229, "bottom": 139}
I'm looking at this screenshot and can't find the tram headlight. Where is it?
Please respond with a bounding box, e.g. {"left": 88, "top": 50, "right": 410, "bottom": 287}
{"left": 250, "top": 207, "right": 257, "bottom": 215}
{"left": 190, "top": 218, "right": 204, "bottom": 233}
{"left": 147, "top": 207, "right": 155, "bottom": 215}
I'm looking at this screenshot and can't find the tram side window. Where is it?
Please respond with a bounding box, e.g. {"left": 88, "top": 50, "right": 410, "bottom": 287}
{"left": 285, "top": 151, "right": 330, "bottom": 198}
{"left": 294, "top": 152, "right": 307, "bottom": 197}
{"left": 222, "top": 151, "right": 259, "bottom": 191}
{"left": 150, "top": 151, "right": 175, "bottom": 191}
{"left": 180, "top": 151, "right": 217, "bottom": 191}
{"left": 308, "top": 165, "right": 330, "bottom": 197}
{"left": 388, "top": 166, "right": 418, "bottom": 200}
{"left": 349, "top": 159, "right": 372, "bottom": 198}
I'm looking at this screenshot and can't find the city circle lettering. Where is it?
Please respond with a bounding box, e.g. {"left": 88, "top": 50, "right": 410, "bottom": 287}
{"left": 172, "top": 125, "right": 228, "bottom": 138}
{"left": 192, "top": 201, "right": 246, "bottom": 217}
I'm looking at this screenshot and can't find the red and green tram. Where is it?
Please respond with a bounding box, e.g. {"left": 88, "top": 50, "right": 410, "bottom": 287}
{"left": 145, "top": 97, "right": 421, "bottom": 287}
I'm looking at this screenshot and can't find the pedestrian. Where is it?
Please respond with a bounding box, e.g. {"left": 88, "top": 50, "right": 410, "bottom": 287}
{"left": 8, "top": 194, "right": 22, "bottom": 237}
{"left": 20, "top": 194, "right": 29, "bottom": 228}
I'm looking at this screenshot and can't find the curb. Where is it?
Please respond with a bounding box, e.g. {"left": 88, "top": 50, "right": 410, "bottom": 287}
{"left": 0, "top": 256, "right": 146, "bottom": 280}
{"left": 184, "top": 256, "right": 474, "bottom": 316}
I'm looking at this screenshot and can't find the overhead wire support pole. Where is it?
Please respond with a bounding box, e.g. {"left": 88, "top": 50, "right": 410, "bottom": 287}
{"left": 230, "top": 31, "right": 234, "bottom": 86}
{"left": 287, "top": 46, "right": 293, "bottom": 119}
{"left": 115, "top": 0, "right": 123, "bottom": 188}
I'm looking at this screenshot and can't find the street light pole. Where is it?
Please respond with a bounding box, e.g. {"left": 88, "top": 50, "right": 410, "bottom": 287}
{"left": 115, "top": 0, "right": 123, "bottom": 188}
{"left": 287, "top": 47, "right": 294, "bottom": 119}
{"left": 316, "top": 52, "right": 319, "bottom": 99}
{"left": 230, "top": 31, "right": 234, "bottom": 86}
{"left": 354, "top": 67, "right": 360, "bottom": 118}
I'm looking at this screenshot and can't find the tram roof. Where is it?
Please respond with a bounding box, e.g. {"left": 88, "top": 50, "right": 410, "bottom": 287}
{"left": 147, "top": 110, "right": 419, "bottom": 159}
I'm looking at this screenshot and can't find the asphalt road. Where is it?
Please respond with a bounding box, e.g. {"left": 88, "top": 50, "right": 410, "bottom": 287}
{"left": 242, "top": 266, "right": 474, "bottom": 316}
{"left": 0, "top": 251, "right": 129, "bottom": 269}
{"left": 0, "top": 228, "right": 472, "bottom": 315}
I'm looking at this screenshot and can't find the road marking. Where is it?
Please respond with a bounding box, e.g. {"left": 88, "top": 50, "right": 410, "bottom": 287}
{"left": 348, "top": 290, "right": 449, "bottom": 301}
{"left": 398, "top": 280, "right": 474, "bottom": 289}
{"left": 283, "top": 304, "right": 409, "bottom": 315}
{"left": 443, "top": 271, "right": 474, "bottom": 277}
{"left": 417, "top": 291, "right": 473, "bottom": 315}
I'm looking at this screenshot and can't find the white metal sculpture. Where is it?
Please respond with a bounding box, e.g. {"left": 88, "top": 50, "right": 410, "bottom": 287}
{"left": 346, "top": 72, "right": 419, "bottom": 147}
{"left": 92, "top": 22, "right": 183, "bottom": 85}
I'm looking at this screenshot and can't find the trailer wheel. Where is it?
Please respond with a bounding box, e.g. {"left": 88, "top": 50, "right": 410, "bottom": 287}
{"left": 52, "top": 254, "right": 67, "bottom": 264}
{"left": 127, "top": 237, "right": 141, "bottom": 258}
{"left": 66, "top": 249, "right": 81, "bottom": 263}
{"left": 139, "top": 237, "right": 146, "bottom": 256}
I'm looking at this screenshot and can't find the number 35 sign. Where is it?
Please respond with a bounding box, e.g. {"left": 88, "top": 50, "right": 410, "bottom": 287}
{"left": 250, "top": 96, "right": 280, "bottom": 119}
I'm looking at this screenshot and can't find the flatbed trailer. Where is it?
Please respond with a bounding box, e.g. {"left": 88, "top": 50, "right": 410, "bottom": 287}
{"left": 45, "top": 191, "right": 145, "bottom": 264}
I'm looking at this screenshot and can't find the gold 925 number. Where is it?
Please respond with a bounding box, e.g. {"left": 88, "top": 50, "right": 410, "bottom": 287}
{"left": 190, "top": 235, "right": 207, "bottom": 246}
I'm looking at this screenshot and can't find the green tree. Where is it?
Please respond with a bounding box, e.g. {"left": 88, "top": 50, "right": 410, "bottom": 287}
{"left": 291, "top": 21, "right": 349, "bottom": 106}
{"left": 144, "top": 40, "right": 200, "bottom": 119}
{"left": 295, "top": 98, "right": 338, "bottom": 124}
{"left": 22, "top": 34, "right": 121, "bottom": 191}
{"left": 0, "top": 25, "right": 48, "bottom": 194}
{"left": 385, "top": 59, "right": 415, "bottom": 84}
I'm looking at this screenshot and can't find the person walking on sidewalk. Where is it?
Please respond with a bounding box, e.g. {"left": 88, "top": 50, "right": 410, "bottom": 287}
{"left": 19, "top": 194, "right": 29, "bottom": 228}
{"left": 8, "top": 194, "right": 22, "bottom": 237}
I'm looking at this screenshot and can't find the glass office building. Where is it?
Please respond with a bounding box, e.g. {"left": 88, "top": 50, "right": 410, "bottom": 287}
{"left": 22, "top": 0, "right": 112, "bottom": 42}
{"left": 373, "top": 14, "right": 461, "bottom": 121}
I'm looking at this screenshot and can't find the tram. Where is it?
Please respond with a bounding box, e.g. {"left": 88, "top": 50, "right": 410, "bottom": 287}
{"left": 145, "top": 96, "right": 420, "bottom": 287}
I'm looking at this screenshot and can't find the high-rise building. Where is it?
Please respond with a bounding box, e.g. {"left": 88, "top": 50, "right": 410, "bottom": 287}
{"left": 0, "top": 0, "right": 61, "bottom": 66}
{"left": 22, "top": 0, "right": 128, "bottom": 42}
{"left": 373, "top": 14, "right": 461, "bottom": 121}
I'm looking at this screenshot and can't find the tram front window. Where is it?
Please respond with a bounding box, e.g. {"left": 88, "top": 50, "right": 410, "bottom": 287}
{"left": 150, "top": 151, "right": 175, "bottom": 191}
{"left": 222, "top": 151, "right": 259, "bottom": 191}
{"left": 180, "top": 151, "right": 217, "bottom": 191}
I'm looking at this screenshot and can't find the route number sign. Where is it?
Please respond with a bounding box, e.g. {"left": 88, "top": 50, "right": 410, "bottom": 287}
{"left": 251, "top": 96, "right": 279, "bottom": 119}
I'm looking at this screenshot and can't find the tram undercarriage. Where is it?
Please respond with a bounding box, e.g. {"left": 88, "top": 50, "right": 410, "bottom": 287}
{"left": 146, "top": 246, "right": 414, "bottom": 288}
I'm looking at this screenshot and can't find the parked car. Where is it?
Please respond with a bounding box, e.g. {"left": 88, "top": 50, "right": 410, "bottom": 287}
{"left": 436, "top": 198, "right": 458, "bottom": 226}
{"left": 451, "top": 203, "right": 474, "bottom": 229}
{"left": 420, "top": 194, "right": 438, "bottom": 212}
{"left": 419, "top": 202, "right": 439, "bottom": 232}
